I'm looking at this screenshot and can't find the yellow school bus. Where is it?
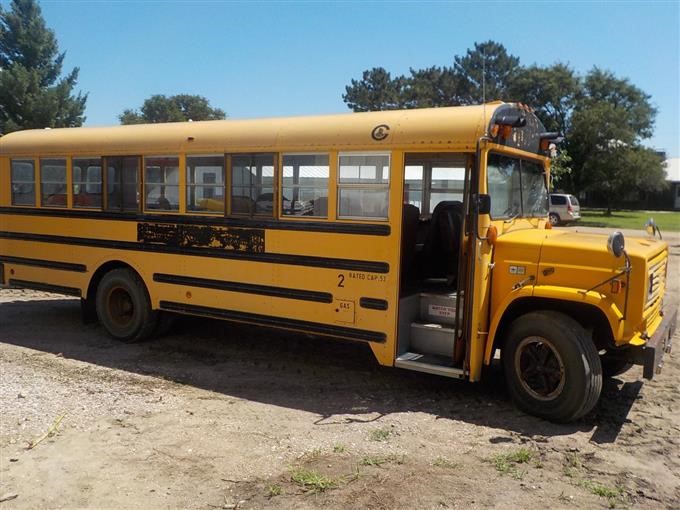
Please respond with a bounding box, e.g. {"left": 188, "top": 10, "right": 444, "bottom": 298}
{"left": 0, "top": 103, "right": 675, "bottom": 422}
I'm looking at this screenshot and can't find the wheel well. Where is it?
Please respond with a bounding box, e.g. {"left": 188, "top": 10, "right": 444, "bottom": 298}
{"left": 490, "top": 297, "right": 614, "bottom": 359}
{"left": 85, "top": 260, "right": 141, "bottom": 303}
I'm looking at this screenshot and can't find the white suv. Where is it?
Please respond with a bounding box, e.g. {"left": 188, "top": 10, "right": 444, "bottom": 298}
{"left": 549, "top": 193, "right": 581, "bottom": 225}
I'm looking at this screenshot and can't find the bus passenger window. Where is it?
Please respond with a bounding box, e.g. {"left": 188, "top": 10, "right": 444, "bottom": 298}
{"left": 10, "top": 159, "right": 36, "bottom": 206}
{"left": 338, "top": 153, "right": 390, "bottom": 219}
{"left": 282, "top": 154, "right": 329, "bottom": 217}
{"left": 144, "top": 156, "right": 179, "bottom": 211}
{"left": 105, "top": 156, "right": 140, "bottom": 212}
{"left": 72, "top": 158, "right": 102, "bottom": 208}
{"left": 40, "top": 158, "right": 67, "bottom": 207}
{"left": 229, "top": 153, "right": 275, "bottom": 217}
{"left": 404, "top": 165, "right": 424, "bottom": 211}
{"left": 187, "top": 155, "right": 225, "bottom": 214}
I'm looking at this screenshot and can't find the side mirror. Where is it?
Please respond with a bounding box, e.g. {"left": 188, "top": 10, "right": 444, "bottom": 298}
{"left": 644, "top": 218, "right": 662, "bottom": 240}
{"left": 475, "top": 194, "right": 491, "bottom": 215}
{"left": 607, "top": 231, "right": 625, "bottom": 258}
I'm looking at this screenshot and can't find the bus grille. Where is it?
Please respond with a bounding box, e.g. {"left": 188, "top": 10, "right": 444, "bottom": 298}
{"left": 646, "top": 251, "right": 667, "bottom": 312}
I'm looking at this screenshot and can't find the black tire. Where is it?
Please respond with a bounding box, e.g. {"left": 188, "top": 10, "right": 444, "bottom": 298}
{"left": 153, "top": 311, "right": 176, "bottom": 338}
{"left": 502, "top": 310, "right": 602, "bottom": 422}
{"left": 548, "top": 212, "right": 560, "bottom": 226}
{"left": 600, "top": 354, "right": 633, "bottom": 378}
{"left": 96, "top": 268, "right": 158, "bottom": 343}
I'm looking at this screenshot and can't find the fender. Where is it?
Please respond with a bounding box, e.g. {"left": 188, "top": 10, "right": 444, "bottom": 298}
{"left": 484, "top": 284, "right": 625, "bottom": 365}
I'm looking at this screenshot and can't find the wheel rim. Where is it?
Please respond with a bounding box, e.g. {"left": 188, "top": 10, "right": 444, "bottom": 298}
{"left": 549, "top": 214, "right": 559, "bottom": 226}
{"left": 514, "top": 336, "right": 565, "bottom": 401}
{"left": 106, "top": 285, "right": 135, "bottom": 328}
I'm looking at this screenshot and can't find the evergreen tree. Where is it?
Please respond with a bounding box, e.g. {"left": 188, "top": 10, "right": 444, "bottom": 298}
{"left": 453, "top": 40, "right": 520, "bottom": 104}
{"left": 0, "top": 0, "right": 87, "bottom": 133}
{"left": 119, "top": 94, "right": 226, "bottom": 124}
{"left": 342, "top": 67, "right": 407, "bottom": 112}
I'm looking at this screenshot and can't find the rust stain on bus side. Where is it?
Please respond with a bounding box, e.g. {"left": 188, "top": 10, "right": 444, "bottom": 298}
{"left": 137, "top": 222, "right": 265, "bottom": 253}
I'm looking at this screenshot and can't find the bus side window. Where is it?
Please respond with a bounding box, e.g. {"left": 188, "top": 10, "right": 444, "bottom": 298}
{"left": 10, "top": 159, "right": 36, "bottom": 206}
{"left": 337, "top": 153, "right": 390, "bottom": 220}
{"left": 40, "top": 158, "right": 68, "bottom": 207}
{"left": 281, "top": 154, "right": 329, "bottom": 217}
{"left": 187, "top": 154, "right": 225, "bottom": 214}
{"left": 105, "top": 156, "right": 140, "bottom": 212}
{"left": 144, "top": 156, "right": 179, "bottom": 212}
{"left": 73, "top": 157, "right": 103, "bottom": 208}
{"left": 229, "top": 153, "right": 275, "bottom": 217}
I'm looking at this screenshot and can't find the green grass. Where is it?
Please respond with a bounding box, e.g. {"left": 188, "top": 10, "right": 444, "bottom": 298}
{"left": 368, "top": 427, "right": 391, "bottom": 442}
{"left": 432, "top": 456, "right": 459, "bottom": 469}
{"left": 490, "top": 448, "right": 534, "bottom": 479}
{"left": 577, "top": 208, "right": 680, "bottom": 232}
{"left": 266, "top": 484, "right": 282, "bottom": 497}
{"left": 581, "top": 480, "right": 624, "bottom": 507}
{"left": 360, "top": 455, "right": 389, "bottom": 467}
{"left": 290, "top": 468, "right": 337, "bottom": 493}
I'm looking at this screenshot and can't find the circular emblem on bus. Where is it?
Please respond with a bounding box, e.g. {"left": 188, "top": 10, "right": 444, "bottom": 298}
{"left": 371, "top": 124, "right": 390, "bottom": 141}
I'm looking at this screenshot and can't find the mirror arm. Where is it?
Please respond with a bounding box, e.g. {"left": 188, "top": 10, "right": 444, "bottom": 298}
{"left": 578, "top": 251, "right": 631, "bottom": 321}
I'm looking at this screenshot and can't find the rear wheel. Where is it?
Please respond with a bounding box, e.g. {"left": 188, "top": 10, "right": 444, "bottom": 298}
{"left": 548, "top": 212, "right": 560, "bottom": 226}
{"left": 96, "top": 268, "right": 158, "bottom": 343}
{"left": 503, "top": 311, "right": 602, "bottom": 422}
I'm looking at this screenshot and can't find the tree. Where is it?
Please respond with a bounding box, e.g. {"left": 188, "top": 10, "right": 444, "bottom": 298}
{"left": 0, "top": 0, "right": 86, "bottom": 133}
{"left": 404, "top": 66, "right": 462, "bottom": 108}
{"left": 508, "top": 64, "right": 580, "bottom": 191}
{"left": 342, "top": 67, "right": 407, "bottom": 112}
{"left": 120, "top": 94, "right": 226, "bottom": 124}
{"left": 343, "top": 41, "right": 520, "bottom": 112}
{"left": 568, "top": 74, "right": 664, "bottom": 214}
{"left": 453, "top": 40, "right": 520, "bottom": 104}
{"left": 508, "top": 63, "right": 579, "bottom": 135}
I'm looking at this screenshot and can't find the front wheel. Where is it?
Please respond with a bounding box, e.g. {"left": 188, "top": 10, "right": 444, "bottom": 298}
{"left": 548, "top": 212, "right": 560, "bottom": 226}
{"left": 96, "top": 268, "right": 158, "bottom": 343}
{"left": 503, "top": 311, "right": 602, "bottom": 422}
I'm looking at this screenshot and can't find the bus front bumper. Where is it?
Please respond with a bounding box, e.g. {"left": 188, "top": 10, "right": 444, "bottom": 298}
{"left": 642, "top": 307, "right": 677, "bottom": 380}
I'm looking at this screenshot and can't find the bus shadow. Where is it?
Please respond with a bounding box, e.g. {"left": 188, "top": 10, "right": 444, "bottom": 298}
{"left": 0, "top": 297, "right": 632, "bottom": 440}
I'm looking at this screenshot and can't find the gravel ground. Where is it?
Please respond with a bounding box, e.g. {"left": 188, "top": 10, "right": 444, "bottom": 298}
{"left": 0, "top": 228, "right": 678, "bottom": 509}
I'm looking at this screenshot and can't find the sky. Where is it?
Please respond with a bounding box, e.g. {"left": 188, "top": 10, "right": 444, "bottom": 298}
{"left": 13, "top": 0, "right": 680, "bottom": 157}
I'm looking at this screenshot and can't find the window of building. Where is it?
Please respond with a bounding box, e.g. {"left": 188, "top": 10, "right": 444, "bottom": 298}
{"left": 187, "top": 155, "right": 225, "bottom": 214}
{"left": 11, "top": 159, "right": 35, "bottom": 206}
{"left": 230, "top": 153, "right": 275, "bottom": 216}
{"left": 105, "top": 156, "right": 140, "bottom": 212}
{"left": 337, "top": 153, "right": 390, "bottom": 219}
{"left": 72, "top": 157, "right": 103, "bottom": 208}
{"left": 40, "top": 158, "right": 68, "bottom": 207}
{"left": 144, "top": 156, "right": 179, "bottom": 211}
{"left": 282, "top": 154, "right": 329, "bottom": 217}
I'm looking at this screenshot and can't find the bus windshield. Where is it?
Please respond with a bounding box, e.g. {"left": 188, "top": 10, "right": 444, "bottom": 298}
{"left": 487, "top": 153, "right": 548, "bottom": 219}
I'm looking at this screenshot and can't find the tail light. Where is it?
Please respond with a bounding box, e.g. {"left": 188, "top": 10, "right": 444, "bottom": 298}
{"left": 567, "top": 204, "right": 573, "bottom": 213}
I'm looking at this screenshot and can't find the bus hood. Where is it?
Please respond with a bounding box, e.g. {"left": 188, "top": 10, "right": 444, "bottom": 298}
{"left": 494, "top": 227, "right": 667, "bottom": 292}
{"left": 538, "top": 229, "right": 666, "bottom": 272}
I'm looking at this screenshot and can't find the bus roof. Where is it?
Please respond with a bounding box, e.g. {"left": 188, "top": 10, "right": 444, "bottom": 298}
{"left": 0, "top": 102, "right": 545, "bottom": 156}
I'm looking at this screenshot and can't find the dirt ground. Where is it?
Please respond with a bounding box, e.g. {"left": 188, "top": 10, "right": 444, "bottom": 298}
{"left": 1, "top": 227, "right": 679, "bottom": 510}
